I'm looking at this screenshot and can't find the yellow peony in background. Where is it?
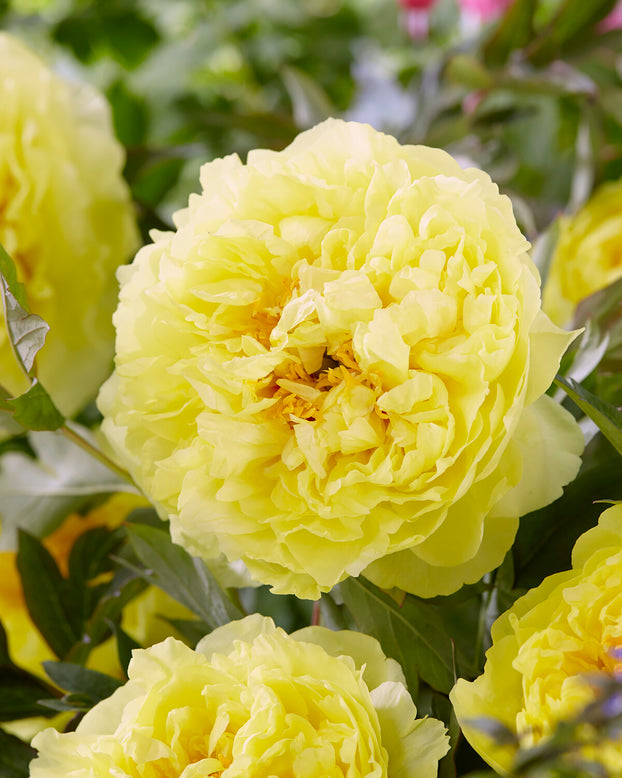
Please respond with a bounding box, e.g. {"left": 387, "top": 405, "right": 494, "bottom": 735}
{"left": 29, "top": 614, "right": 449, "bottom": 778}
{"left": 451, "top": 502, "right": 622, "bottom": 774}
{"left": 543, "top": 179, "right": 622, "bottom": 327}
{"left": 0, "top": 33, "right": 138, "bottom": 417}
{"left": 99, "top": 118, "right": 583, "bottom": 600}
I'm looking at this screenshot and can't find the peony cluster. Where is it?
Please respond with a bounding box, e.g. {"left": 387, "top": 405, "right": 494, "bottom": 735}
{"left": 543, "top": 178, "right": 622, "bottom": 327}
{"left": 29, "top": 615, "right": 449, "bottom": 778}
{"left": 451, "top": 502, "right": 622, "bottom": 774}
{"left": 0, "top": 33, "right": 138, "bottom": 416}
{"left": 99, "top": 118, "right": 583, "bottom": 600}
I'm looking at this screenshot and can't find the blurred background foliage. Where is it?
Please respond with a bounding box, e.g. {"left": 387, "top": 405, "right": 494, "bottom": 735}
{"left": 3, "top": 1, "right": 622, "bottom": 776}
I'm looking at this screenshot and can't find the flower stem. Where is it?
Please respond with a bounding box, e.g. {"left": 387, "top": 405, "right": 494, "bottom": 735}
{"left": 60, "top": 422, "right": 136, "bottom": 486}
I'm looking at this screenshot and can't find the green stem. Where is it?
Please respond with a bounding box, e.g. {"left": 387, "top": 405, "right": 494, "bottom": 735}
{"left": 475, "top": 576, "right": 494, "bottom": 670}
{"left": 60, "top": 423, "right": 136, "bottom": 486}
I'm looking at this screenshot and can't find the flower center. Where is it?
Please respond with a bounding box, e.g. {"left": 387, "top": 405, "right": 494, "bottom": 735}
{"left": 267, "top": 341, "right": 383, "bottom": 424}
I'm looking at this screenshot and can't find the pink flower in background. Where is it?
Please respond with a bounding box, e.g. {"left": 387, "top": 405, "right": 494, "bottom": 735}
{"left": 397, "top": 0, "right": 437, "bottom": 8}
{"left": 459, "top": 0, "right": 514, "bottom": 20}
{"left": 600, "top": 1, "right": 622, "bottom": 32}
{"left": 396, "top": 0, "right": 438, "bottom": 39}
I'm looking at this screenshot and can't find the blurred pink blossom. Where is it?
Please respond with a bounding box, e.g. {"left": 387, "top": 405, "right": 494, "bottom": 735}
{"left": 397, "top": 0, "right": 438, "bottom": 39}
{"left": 397, "top": 0, "right": 437, "bottom": 8}
{"left": 600, "top": 2, "right": 622, "bottom": 32}
{"left": 458, "top": 0, "right": 514, "bottom": 20}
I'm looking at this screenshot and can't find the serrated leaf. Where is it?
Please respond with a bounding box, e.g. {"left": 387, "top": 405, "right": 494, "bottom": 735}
{"left": 0, "top": 429, "right": 133, "bottom": 551}
{"left": 0, "top": 730, "right": 36, "bottom": 778}
{"left": 339, "top": 577, "right": 455, "bottom": 695}
{"left": 42, "top": 661, "right": 122, "bottom": 702}
{"left": 16, "top": 530, "right": 81, "bottom": 659}
{"left": 126, "top": 523, "right": 243, "bottom": 629}
{"left": 555, "top": 375, "right": 622, "bottom": 456}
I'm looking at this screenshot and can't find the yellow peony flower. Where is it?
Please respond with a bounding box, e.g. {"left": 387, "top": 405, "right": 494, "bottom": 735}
{"left": 99, "top": 118, "right": 583, "bottom": 600}
{"left": 543, "top": 179, "right": 622, "bottom": 326}
{"left": 29, "top": 614, "right": 449, "bottom": 778}
{"left": 451, "top": 502, "right": 622, "bottom": 774}
{"left": 0, "top": 493, "right": 192, "bottom": 680}
{"left": 0, "top": 33, "right": 139, "bottom": 416}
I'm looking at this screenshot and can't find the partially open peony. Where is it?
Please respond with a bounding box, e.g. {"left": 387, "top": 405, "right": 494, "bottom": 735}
{"left": 543, "top": 178, "right": 622, "bottom": 327}
{"left": 29, "top": 614, "right": 449, "bottom": 778}
{"left": 0, "top": 33, "right": 138, "bottom": 416}
{"left": 99, "top": 118, "right": 583, "bottom": 599}
{"left": 451, "top": 502, "right": 622, "bottom": 774}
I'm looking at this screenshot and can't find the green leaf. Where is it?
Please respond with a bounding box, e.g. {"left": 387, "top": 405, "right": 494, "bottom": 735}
{"left": 42, "top": 661, "right": 122, "bottom": 702}
{"left": 162, "top": 618, "right": 213, "bottom": 647}
{"left": 555, "top": 375, "right": 622, "bottom": 456}
{"left": 0, "top": 618, "right": 59, "bottom": 722}
{"left": 106, "top": 620, "right": 141, "bottom": 675}
{"left": 0, "top": 279, "right": 49, "bottom": 376}
{"left": 68, "top": 526, "right": 125, "bottom": 585}
{"left": 0, "top": 241, "right": 65, "bottom": 431}
{"left": 339, "top": 577, "right": 455, "bottom": 695}
{"left": 126, "top": 523, "right": 243, "bottom": 629}
{"left": 483, "top": 0, "right": 537, "bottom": 67}
{"left": 5, "top": 380, "right": 64, "bottom": 431}
{"left": 282, "top": 66, "right": 335, "bottom": 129}
{"left": 446, "top": 54, "right": 494, "bottom": 90}
{"left": 0, "top": 665, "right": 59, "bottom": 722}
{"left": 0, "top": 241, "right": 27, "bottom": 310}
{"left": 514, "top": 433, "right": 622, "bottom": 589}
{"left": 16, "top": 530, "right": 81, "bottom": 659}
{"left": 527, "top": 0, "right": 618, "bottom": 64}
{"left": 0, "top": 730, "right": 36, "bottom": 778}
{"left": 66, "top": 572, "right": 147, "bottom": 667}
{"left": 107, "top": 80, "right": 149, "bottom": 147}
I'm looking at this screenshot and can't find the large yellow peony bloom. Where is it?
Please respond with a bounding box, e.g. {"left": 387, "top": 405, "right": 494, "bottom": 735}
{"left": 29, "top": 614, "right": 449, "bottom": 778}
{"left": 543, "top": 179, "right": 622, "bottom": 326}
{"left": 99, "top": 118, "right": 583, "bottom": 599}
{"left": 0, "top": 33, "right": 138, "bottom": 416}
{"left": 451, "top": 502, "right": 622, "bottom": 774}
